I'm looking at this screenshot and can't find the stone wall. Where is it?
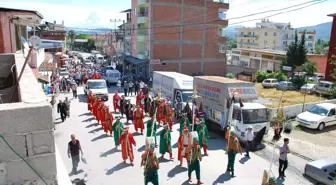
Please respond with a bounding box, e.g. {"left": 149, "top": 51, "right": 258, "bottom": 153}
{"left": 0, "top": 53, "right": 57, "bottom": 185}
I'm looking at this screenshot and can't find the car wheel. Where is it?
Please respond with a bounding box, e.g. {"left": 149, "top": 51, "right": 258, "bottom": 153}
{"left": 317, "top": 122, "right": 325, "bottom": 131}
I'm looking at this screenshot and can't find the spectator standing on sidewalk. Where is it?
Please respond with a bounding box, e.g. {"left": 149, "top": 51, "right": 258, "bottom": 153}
{"left": 140, "top": 80, "right": 145, "bottom": 91}
{"left": 117, "top": 80, "right": 122, "bottom": 93}
{"left": 128, "top": 80, "right": 134, "bottom": 96}
{"left": 68, "top": 134, "right": 84, "bottom": 174}
{"left": 134, "top": 80, "right": 139, "bottom": 95}
{"left": 244, "top": 125, "right": 254, "bottom": 158}
{"left": 123, "top": 81, "right": 129, "bottom": 97}
{"left": 57, "top": 100, "right": 67, "bottom": 122}
{"left": 278, "top": 138, "right": 290, "bottom": 179}
{"left": 72, "top": 83, "right": 78, "bottom": 99}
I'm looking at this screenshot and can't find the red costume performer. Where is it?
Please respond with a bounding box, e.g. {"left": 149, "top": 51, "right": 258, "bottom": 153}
{"left": 164, "top": 103, "right": 174, "bottom": 131}
{"left": 101, "top": 105, "right": 108, "bottom": 133}
{"left": 177, "top": 128, "right": 192, "bottom": 166}
{"left": 136, "top": 90, "right": 145, "bottom": 110}
{"left": 105, "top": 107, "right": 114, "bottom": 135}
{"left": 119, "top": 126, "right": 136, "bottom": 165}
{"left": 156, "top": 100, "right": 165, "bottom": 125}
{"left": 133, "top": 105, "right": 144, "bottom": 134}
{"left": 113, "top": 91, "right": 121, "bottom": 112}
{"left": 87, "top": 91, "right": 93, "bottom": 111}
{"left": 97, "top": 101, "right": 104, "bottom": 124}
{"left": 92, "top": 97, "right": 99, "bottom": 118}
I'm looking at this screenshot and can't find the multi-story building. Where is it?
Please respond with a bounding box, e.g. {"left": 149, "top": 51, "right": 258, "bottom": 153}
{"left": 231, "top": 48, "right": 327, "bottom": 74}
{"left": 120, "top": 9, "right": 132, "bottom": 56}
{"left": 236, "top": 19, "right": 316, "bottom": 53}
{"left": 128, "top": 0, "right": 229, "bottom": 76}
{"left": 325, "top": 13, "right": 336, "bottom": 81}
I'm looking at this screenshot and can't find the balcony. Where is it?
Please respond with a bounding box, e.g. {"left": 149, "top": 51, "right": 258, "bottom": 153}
{"left": 137, "top": 14, "right": 148, "bottom": 24}
{"left": 138, "top": 0, "right": 149, "bottom": 6}
{"left": 238, "top": 34, "right": 258, "bottom": 38}
{"left": 282, "top": 36, "right": 295, "bottom": 40}
{"left": 137, "top": 52, "right": 147, "bottom": 59}
{"left": 137, "top": 34, "right": 146, "bottom": 41}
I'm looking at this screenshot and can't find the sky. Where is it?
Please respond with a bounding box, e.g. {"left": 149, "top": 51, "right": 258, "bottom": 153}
{"left": 0, "top": 0, "right": 335, "bottom": 29}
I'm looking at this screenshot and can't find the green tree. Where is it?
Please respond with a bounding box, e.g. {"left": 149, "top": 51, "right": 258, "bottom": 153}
{"left": 67, "top": 30, "right": 76, "bottom": 50}
{"left": 285, "top": 31, "right": 298, "bottom": 70}
{"left": 73, "top": 34, "right": 96, "bottom": 52}
{"left": 285, "top": 30, "right": 307, "bottom": 72}
{"left": 297, "top": 31, "right": 307, "bottom": 67}
{"left": 301, "top": 60, "right": 317, "bottom": 76}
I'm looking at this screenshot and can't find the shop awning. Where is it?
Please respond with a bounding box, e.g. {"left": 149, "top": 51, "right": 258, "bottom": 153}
{"left": 125, "top": 56, "right": 145, "bottom": 65}
{"left": 37, "top": 75, "right": 49, "bottom": 84}
{"left": 39, "top": 40, "right": 64, "bottom": 49}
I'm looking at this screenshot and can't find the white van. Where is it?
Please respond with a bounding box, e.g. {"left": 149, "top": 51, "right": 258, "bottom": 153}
{"left": 96, "top": 54, "right": 104, "bottom": 63}
{"left": 105, "top": 70, "right": 120, "bottom": 85}
{"left": 296, "top": 103, "right": 336, "bottom": 131}
{"left": 84, "top": 79, "right": 109, "bottom": 101}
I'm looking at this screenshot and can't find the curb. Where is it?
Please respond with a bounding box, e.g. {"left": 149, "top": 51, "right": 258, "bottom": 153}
{"left": 262, "top": 140, "right": 314, "bottom": 162}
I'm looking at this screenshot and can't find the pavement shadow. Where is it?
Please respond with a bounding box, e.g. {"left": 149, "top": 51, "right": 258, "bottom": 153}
{"left": 79, "top": 112, "right": 92, "bottom": 117}
{"left": 78, "top": 94, "right": 87, "bottom": 103}
{"left": 138, "top": 145, "right": 145, "bottom": 152}
{"left": 55, "top": 120, "right": 63, "bottom": 125}
{"left": 239, "top": 156, "right": 250, "bottom": 164}
{"left": 132, "top": 132, "right": 142, "bottom": 137}
{"left": 181, "top": 180, "right": 191, "bottom": 185}
{"left": 85, "top": 123, "right": 100, "bottom": 128}
{"left": 207, "top": 139, "right": 226, "bottom": 151}
{"left": 100, "top": 148, "right": 119, "bottom": 157}
{"left": 212, "top": 172, "right": 231, "bottom": 185}
{"left": 172, "top": 142, "right": 178, "bottom": 148}
{"left": 82, "top": 117, "right": 95, "bottom": 123}
{"left": 299, "top": 124, "right": 336, "bottom": 134}
{"left": 68, "top": 169, "right": 84, "bottom": 176}
{"left": 276, "top": 177, "right": 285, "bottom": 185}
{"left": 88, "top": 127, "right": 103, "bottom": 134}
{"left": 106, "top": 162, "right": 132, "bottom": 175}
{"left": 91, "top": 134, "right": 110, "bottom": 141}
{"left": 158, "top": 157, "right": 172, "bottom": 163}
{"left": 167, "top": 165, "right": 188, "bottom": 178}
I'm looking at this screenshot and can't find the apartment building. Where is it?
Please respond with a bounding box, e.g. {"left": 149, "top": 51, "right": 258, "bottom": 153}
{"left": 325, "top": 13, "right": 336, "bottom": 81}
{"left": 231, "top": 48, "right": 327, "bottom": 74}
{"left": 120, "top": 9, "right": 132, "bottom": 56}
{"left": 129, "top": 0, "right": 229, "bottom": 76}
{"left": 236, "top": 19, "right": 316, "bottom": 53}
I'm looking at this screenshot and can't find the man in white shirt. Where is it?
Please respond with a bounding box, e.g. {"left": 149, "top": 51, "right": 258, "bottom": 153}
{"left": 279, "top": 138, "right": 290, "bottom": 179}
{"left": 244, "top": 125, "right": 254, "bottom": 158}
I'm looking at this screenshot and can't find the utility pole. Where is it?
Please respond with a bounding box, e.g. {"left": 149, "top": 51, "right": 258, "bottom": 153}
{"left": 123, "top": 20, "right": 126, "bottom": 73}
{"left": 110, "top": 19, "right": 123, "bottom": 61}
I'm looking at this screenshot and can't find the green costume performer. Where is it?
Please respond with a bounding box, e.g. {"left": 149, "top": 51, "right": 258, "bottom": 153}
{"left": 146, "top": 118, "right": 157, "bottom": 145}
{"left": 196, "top": 119, "right": 209, "bottom": 155}
{"left": 112, "top": 117, "right": 124, "bottom": 147}
{"left": 188, "top": 136, "right": 203, "bottom": 184}
{"left": 179, "top": 115, "right": 190, "bottom": 135}
{"left": 159, "top": 123, "right": 173, "bottom": 158}
{"left": 226, "top": 127, "right": 242, "bottom": 177}
{"left": 142, "top": 143, "right": 159, "bottom": 185}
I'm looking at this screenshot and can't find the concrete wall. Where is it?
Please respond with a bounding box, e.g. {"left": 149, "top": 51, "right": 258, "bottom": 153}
{"left": 225, "top": 64, "right": 257, "bottom": 76}
{"left": 0, "top": 53, "right": 57, "bottom": 185}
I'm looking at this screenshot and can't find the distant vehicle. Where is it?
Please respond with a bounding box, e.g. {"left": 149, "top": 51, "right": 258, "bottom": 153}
{"left": 59, "top": 71, "right": 69, "bottom": 79}
{"left": 308, "top": 75, "right": 325, "bottom": 82}
{"left": 276, "top": 81, "right": 296, "bottom": 91}
{"left": 261, "top": 78, "right": 278, "bottom": 88}
{"left": 296, "top": 103, "right": 336, "bottom": 131}
{"left": 314, "top": 81, "right": 335, "bottom": 97}
{"left": 95, "top": 54, "right": 104, "bottom": 63}
{"left": 84, "top": 79, "right": 108, "bottom": 101}
{"left": 300, "top": 84, "right": 316, "bottom": 94}
{"left": 105, "top": 66, "right": 114, "bottom": 70}
{"left": 104, "top": 70, "right": 121, "bottom": 85}
{"left": 304, "top": 159, "right": 336, "bottom": 185}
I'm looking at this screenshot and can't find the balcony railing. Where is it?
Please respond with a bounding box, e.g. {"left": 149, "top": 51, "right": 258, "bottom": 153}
{"left": 238, "top": 34, "right": 258, "bottom": 38}
{"left": 138, "top": 12, "right": 148, "bottom": 17}
{"left": 282, "top": 36, "right": 295, "bottom": 40}
{"left": 137, "top": 28, "right": 147, "bottom": 35}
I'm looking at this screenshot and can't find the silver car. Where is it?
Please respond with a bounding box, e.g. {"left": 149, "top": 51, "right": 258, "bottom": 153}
{"left": 304, "top": 159, "right": 336, "bottom": 185}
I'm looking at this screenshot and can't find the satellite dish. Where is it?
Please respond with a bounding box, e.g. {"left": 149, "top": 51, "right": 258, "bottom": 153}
{"left": 29, "top": 35, "right": 41, "bottom": 48}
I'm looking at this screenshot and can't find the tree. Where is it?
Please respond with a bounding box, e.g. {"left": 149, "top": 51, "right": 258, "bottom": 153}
{"left": 297, "top": 31, "right": 307, "bottom": 67}
{"left": 67, "top": 30, "right": 76, "bottom": 50}
{"left": 330, "top": 55, "right": 336, "bottom": 81}
{"left": 285, "top": 30, "right": 298, "bottom": 70}
{"left": 73, "top": 34, "right": 96, "bottom": 52}
{"left": 285, "top": 30, "right": 307, "bottom": 72}
{"left": 301, "top": 60, "right": 317, "bottom": 76}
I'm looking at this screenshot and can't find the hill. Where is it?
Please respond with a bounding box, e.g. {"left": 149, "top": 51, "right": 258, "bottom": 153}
{"left": 222, "top": 25, "right": 244, "bottom": 38}
{"left": 296, "top": 22, "right": 332, "bottom": 40}
{"left": 64, "top": 27, "right": 113, "bottom": 35}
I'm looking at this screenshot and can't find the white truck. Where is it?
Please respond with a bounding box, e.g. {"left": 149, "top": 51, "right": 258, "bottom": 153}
{"left": 152, "top": 71, "right": 193, "bottom": 111}
{"left": 194, "top": 76, "right": 270, "bottom": 146}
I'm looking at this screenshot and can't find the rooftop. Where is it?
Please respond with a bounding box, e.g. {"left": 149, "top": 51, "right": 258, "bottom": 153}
{"left": 195, "top": 76, "right": 249, "bottom": 84}
{"left": 328, "top": 13, "right": 336, "bottom": 17}
{"left": 0, "top": 7, "right": 43, "bottom": 19}
{"left": 232, "top": 48, "right": 323, "bottom": 56}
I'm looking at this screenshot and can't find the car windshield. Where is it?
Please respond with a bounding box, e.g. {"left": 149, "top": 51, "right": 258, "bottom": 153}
{"left": 308, "top": 105, "right": 329, "bottom": 116}
{"left": 242, "top": 109, "right": 268, "bottom": 124}
{"left": 264, "top": 80, "right": 270, "bottom": 83}
{"left": 182, "top": 92, "right": 193, "bottom": 102}
{"left": 88, "top": 81, "right": 107, "bottom": 89}
{"left": 302, "top": 84, "right": 315, "bottom": 88}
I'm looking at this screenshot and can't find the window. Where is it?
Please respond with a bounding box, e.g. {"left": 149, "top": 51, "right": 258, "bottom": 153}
{"left": 273, "top": 40, "right": 275, "bottom": 44}
{"left": 133, "top": 8, "right": 137, "bottom": 16}
{"left": 264, "top": 40, "right": 267, "bottom": 44}
{"left": 241, "top": 32, "right": 244, "bottom": 36}
{"left": 328, "top": 109, "right": 336, "bottom": 116}
{"left": 273, "top": 32, "right": 276, "bottom": 36}
{"left": 264, "top": 32, "right": 268, "bottom": 36}
{"left": 248, "top": 32, "right": 251, "bottom": 35}
{"left": 233, "top": 108, "right": 241, "bottom": 121}
{"left": 247, "top": 39, "right": 250, "bottom": 43}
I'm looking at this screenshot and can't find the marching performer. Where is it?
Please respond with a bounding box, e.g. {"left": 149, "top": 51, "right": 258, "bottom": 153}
{"left": 141, "top": 143, "right": 160, "bottom": 185}
{"left": 119, "top": 126, "right": 136, "bottom": 165}
{"left": 188, "top": 134, "right": 203, "bottom": 184}
{"left": 146, "top": 117, "right": 158, "bottom": 147}
{"left": 120, "top": 95, "right": 126, "bottom": 118}
{"left": 97, "top": 100, "right": 104, "bottom": 124}
{"left": 226, "top": 127, "right": 243, "bottom": 177}
{"left": 179, "top": 113, "right": 190, "bottom": 135}
{"left": 136, "top": 90, "right": 146, "bottom": 110}
{"left": 87, "top": 91, "right": 93, "bottom": 112}
{"left": 159, "top": 123, "right": 173, "bottom": 160}
{"left": 101, "top": 105, "right": 108, "bottom": 133}
{"left": 105, "top": 106, "right": 114, "bottom": 135}
{"left": 196, "top": 119, "right": 209, "bottom": 156}
{"left": 112, "top": 117, "right": 124, "bottom": 148}
{"left": 177, "top": 128, "right": 192, "bottom": 166}
{"left": 92, "top": 97, "right": 99, "bottom": 119}
{"left": 163, "top": 102, "right": 174, "bottom": 131}
{"left": 133, "top": 105, "right": 145, "bottom": 134}
{"left": 113, "top": 90, "right": 121, "bottom": 112}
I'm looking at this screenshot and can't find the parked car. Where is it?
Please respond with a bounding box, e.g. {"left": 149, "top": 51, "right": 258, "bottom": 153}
{"left": 314, "top": 81, "right": 335, "bottom": 97}
{"left": 276, "top": 81, "right": 296, "bottom": 91}
{"left": 300, "top": 84, "right": 316, "bottom": 94}
{"left": 84, "top": 79, "right": 108, "bottom": 101}
{"left": 296, "top": 103, "right": 336, "bottom": 131}
{"left": 261, "top": 78, "right": 278, "bottom": 88}
{"left": 304, "top": 159, "right": 336, "bottom": 185}
{"left": 308, "top": 75, "right": 325, "bottom": 82}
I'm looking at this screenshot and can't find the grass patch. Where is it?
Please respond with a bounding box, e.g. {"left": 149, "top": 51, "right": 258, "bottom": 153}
{"left": 256, "top": 83, "right": 327, "bottom": 108}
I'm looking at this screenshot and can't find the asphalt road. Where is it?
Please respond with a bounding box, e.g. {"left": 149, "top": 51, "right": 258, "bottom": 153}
{"left": 53, "top": 86, "right": 313, "bottom": 185}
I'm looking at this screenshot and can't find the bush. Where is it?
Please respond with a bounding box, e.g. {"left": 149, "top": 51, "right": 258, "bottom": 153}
{"left": 256, "top": 71, "right": 267, "bottom": 82}
{"left": 291, "top": 76, "right": 305, "bottom": 89}
{"left": 256, "top": 71, "right": 287, "bottom": 82}
{"left": 226, "top": 73, "right": 234, "bottom": 79}
{"left": 274, "top": 72, "right": 287, "bottom": 81}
